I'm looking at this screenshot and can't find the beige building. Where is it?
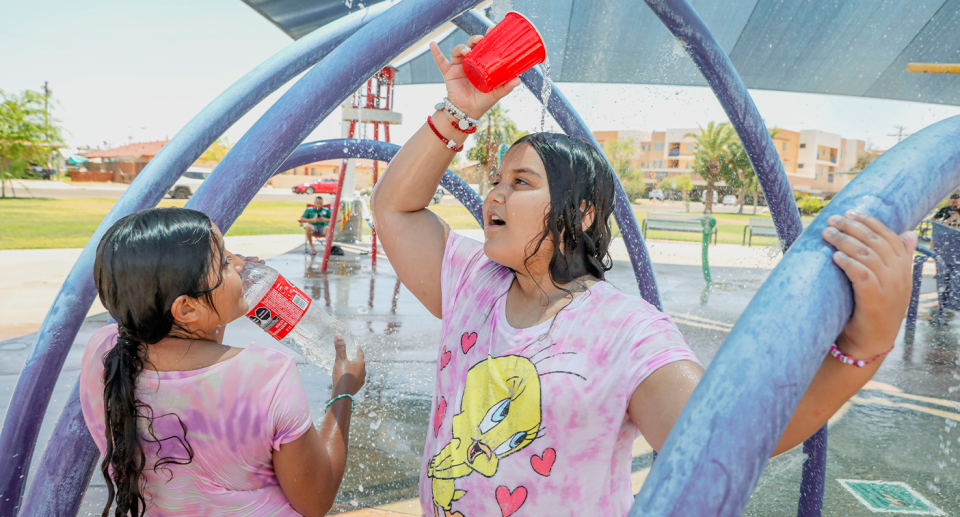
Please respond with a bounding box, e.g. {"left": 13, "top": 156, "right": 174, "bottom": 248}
{"left": 594, "top": 127, "right": 867, "bottom": 196}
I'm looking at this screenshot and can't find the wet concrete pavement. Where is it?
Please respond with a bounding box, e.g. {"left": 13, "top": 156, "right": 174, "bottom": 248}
{"left": 1, "top": 235, "right": 957, "bottom": 515}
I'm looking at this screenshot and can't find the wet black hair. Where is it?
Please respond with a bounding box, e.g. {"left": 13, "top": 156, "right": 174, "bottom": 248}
{"left": 951, "top": 194, "right": 959, "bottom": 200}
{"left": 93, "top": 207, "right": 225, "bottom": 517}
{"left": 510, "top": 133, "right": 615, "bottom": 287}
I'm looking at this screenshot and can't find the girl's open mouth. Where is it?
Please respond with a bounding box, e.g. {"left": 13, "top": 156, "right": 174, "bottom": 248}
{"left": 489, "top": 214, "right": 506, "bottom": 227}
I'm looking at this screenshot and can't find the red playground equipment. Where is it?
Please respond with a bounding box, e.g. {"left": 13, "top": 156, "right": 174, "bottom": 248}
{"left": 321, "top": 66, "right": 400, "bottom": 271}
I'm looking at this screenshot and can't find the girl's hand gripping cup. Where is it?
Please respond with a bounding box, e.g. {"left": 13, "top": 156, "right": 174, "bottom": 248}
{"left": 462, "top": 12, "right": 546, "bottom": 93}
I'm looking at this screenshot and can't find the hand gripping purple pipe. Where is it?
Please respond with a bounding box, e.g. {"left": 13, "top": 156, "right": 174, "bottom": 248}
{"left": 631, "top": 115, "right": 960, "bottom": 516}
{"left": 1, "top": 5, "right": 396, "bottom": 514}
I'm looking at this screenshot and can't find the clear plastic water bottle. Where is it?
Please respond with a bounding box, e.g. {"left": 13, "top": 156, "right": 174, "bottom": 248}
{"left": 240, "top": 261, "right": 358, "bottom": 373}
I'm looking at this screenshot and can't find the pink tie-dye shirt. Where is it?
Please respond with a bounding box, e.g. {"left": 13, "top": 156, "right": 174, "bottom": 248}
{"left": 420, "top": 232, "right": 700, "bottom": 517}
{"left": 80, "top": 324, "right": 312, "bottom": 517}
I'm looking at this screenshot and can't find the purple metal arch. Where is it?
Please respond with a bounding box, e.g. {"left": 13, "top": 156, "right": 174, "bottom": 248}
{"left": 631, "top": 115, "right": 960, "bottom": 516}
{"left": 1, "top": 4, "right": 396, "bottom": 514}
{"left": 277, "top": 139, "right": 484, "bottom": 225}
{"left": 184, "top": 0, "right": 484, "bottom": 235}
{"left": 452, "top": 8, "right": 662, "bottom": 309}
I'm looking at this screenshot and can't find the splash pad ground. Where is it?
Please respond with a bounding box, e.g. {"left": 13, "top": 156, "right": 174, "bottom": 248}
{"left": 2, "top": 241, "right": 956, "bottom": 516}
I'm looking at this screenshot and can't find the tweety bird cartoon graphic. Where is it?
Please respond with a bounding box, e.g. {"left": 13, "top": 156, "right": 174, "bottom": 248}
{"left": 428, "top": 354, "right": 542, "bottom": 517}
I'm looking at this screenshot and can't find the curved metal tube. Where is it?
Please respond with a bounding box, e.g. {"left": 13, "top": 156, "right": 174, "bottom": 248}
{"left": 632, "top": 116, "right": 960, "bottom": 516}
{"left": 277, "top": 139, "right": 484, "bottom": 225}
{"left": 1, "top": 5, "right": 395, "bottom": 513}
{"left": 185, "top": 0, "right": 484, "bottom": 234}
{"left": 641, "top": 0, "right": 803, "bottom": 247}
{"left": 453, "top": 9, "right": 661, "bottom": 309}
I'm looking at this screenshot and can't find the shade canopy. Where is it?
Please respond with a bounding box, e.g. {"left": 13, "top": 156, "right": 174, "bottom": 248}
{"left": 244, "top": 0, "right": 960, "bottom": 106}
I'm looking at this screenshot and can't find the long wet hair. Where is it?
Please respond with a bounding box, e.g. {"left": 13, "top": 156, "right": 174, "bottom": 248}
{"left": 93, "top": 207, "right": 225, "bottom": 517}
{"left": 513, "top": 133, "right": 615, "bottom": 287}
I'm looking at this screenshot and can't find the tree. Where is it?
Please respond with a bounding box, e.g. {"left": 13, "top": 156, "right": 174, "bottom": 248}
{"left": 603, "top": 137, "right": 638, "bottom": 179}
{"left": 853, "top": 151, "right": 880, "bottom": 171}
{"left": 467, "top": 105, "right": 526, "bottom": 195}
{"left": 201, "top": 137, "right": 232, "bottom": 163}
{"left": 686, "top": 121, "right": 736, "bottom": 214}
{"left": 0, "top": 88, "right": 65, "bottom": 197}
{"left": 659, "top": 174, "right": 694, "bottom": 213}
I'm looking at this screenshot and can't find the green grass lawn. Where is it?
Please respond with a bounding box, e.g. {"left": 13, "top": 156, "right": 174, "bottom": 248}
{"left": 0, "top": 197, "right": 791, "bottom": 250}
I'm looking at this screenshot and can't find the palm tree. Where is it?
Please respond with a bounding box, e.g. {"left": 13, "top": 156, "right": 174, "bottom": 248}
{"left": 467, "top": 105, "right": 525, "bottom": 195}
{"left": 686, "top": 122, "right": 736, "bottom": 214}
{"left": 722, "top": 127, "right": 781, "bottom": 214}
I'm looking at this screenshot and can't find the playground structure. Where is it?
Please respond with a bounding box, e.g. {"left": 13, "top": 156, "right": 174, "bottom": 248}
{"left": 1, "top": 1, "right": 959, "bottom": 516}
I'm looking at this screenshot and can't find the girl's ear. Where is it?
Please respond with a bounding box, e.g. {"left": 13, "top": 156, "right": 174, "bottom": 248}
{"left": 170, "top": 295, "right": 204, "bottom": 326}
{"left": 579, "top": 201, "right": 595, "bottom": 232}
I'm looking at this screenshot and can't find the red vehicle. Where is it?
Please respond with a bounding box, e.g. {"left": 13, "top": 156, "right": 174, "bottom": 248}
{"left": 292, "top": 178, "right": 339, "bottom": 195}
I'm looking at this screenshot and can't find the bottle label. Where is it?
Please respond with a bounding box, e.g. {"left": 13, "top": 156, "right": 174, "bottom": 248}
{"left": 245, "top": 275, "right": 311, "bottom": 340}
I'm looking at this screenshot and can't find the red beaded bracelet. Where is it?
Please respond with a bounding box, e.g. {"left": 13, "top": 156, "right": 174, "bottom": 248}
{"left": 427, "top": 115, "right": 464, "bottom": 152}
{"left": 829, "top": 344, "right": 893, "bottom": 368}
{"left": 439, "top": 109, "right": 478, "bottom": 134}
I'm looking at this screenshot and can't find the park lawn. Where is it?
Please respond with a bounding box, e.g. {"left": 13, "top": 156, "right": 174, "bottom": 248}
{"left": 0, "top": 198, "right": 796, "bottom": 250}
{"left": 616, "top": 209, "right": 809, "bottom": 247}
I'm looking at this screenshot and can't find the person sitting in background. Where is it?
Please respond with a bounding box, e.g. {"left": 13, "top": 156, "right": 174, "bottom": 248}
{"left": 932, "top": 194, "right": 960, "bottom": 225}
{"left": 301, "top": 196, "right": 331, "bottom": 255}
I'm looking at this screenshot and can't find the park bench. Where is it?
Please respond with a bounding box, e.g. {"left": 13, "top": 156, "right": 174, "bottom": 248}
{"left": 742, "top": 217, "right": 810, "bottom": 246}
{"left": 642, "top": 212, "right": 718, "bottom": 245}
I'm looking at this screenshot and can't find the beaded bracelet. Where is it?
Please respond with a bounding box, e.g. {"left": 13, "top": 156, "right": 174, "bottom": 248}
{"left": 439, "top": 108, "right": 478, "bottom": 134}
{"left": 436, "top": 98, "right": 481, "bottom": 130}
{"left": 427, "top": 116, "right": 464, "bottom": 152}
{"left": 829, "top": 344, "right": 893, "bottom": 368}
{"left": 326, "top": 393, "right": 355, "bottom": 412}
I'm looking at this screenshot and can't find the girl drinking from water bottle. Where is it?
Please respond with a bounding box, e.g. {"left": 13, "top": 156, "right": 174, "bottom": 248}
{"left": 370, "top": 36, "right": 917, "bottom": 517}
{"left": 79, "top": 207, "right": 366, "bottom": 517}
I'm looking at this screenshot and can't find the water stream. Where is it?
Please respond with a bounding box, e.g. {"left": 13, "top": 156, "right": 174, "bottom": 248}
{"left": 539, "top": 56, "right": 551, "bottom": 133}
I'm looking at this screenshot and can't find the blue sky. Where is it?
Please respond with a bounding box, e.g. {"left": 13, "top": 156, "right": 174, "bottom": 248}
{"left": 3, "top": 0, "right": 960, "bottom": 151}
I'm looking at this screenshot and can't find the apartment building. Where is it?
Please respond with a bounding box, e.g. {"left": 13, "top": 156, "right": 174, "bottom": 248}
{"left": 594, "top": 127, "right": 866, "bottom": 196}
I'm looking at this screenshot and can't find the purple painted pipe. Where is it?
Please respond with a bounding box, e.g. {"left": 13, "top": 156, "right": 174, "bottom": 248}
{"left": 1, "top": 5, "right": 394, "bottom": 514}
{"left": 185, "top": 0, "right": 484, "bottom": 236}
{"left": 452, "top": 8, "right": 662, "bottom": 310}
{"left": 906, "top": 245, "right": 936, "bottom": 329}
{"left": 797, "top": 426, "right": 827, "bottom": 517}
{"left": 631, "top": 115, "right": 960, "bottom": 516}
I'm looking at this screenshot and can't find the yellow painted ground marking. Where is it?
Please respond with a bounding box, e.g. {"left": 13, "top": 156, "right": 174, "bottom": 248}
{"left": 667, "top": 314, "right": 734, "bottom": 332}
{"left": 907, "top": 62, "right": 960, "bottom": 74}
{"left": 918, "top": 292, "right": 939, "bottom": 301}
{"left": 373, "top": 498, "right": 422, "bottom": 515}
{"left": 632, "top": 435, "right": 654, "bottom": 457}
{"left": 850, "top": 395, "right": 960, "bottom": 422}
{"left": 632, "top": 467, "right": 652, "bottom": 495}
{"left": 665, "top": 311, "right": 734, "bottom": 329}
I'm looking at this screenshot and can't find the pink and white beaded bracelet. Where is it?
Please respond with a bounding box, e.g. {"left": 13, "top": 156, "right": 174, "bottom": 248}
{"left": 829, "top": 344, "right": 893, "bottom": 368}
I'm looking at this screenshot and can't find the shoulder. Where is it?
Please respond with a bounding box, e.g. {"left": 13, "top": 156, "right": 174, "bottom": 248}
{"left": 577, "top": 282, "right": 667, "bottom": 331}
{"left": 234, "top": 345, "right": 300, "bottom": 374}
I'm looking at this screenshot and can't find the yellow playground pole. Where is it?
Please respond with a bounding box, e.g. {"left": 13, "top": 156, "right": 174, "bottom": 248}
{"left": 907, "top": 62, "right": 960, "bottom": 74}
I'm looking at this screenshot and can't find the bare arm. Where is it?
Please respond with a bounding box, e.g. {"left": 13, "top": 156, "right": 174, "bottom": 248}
{"left": 370, "top": 36, "right": 519, "bottom": 318}
{"left": 273, "top": 337, "right": 366, "bottom": 517}
{"left": 629, "top": 212, "right": 916, "bottom": 455}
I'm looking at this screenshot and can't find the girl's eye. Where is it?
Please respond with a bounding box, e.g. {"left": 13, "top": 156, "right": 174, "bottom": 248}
{"left": 515, "top": 178, "right": 528, "bottom": 186}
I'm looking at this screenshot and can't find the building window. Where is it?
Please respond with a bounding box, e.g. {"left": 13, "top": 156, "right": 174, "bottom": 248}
{"left": 822, "top": 148, "right": 827, "bottom": 157}
{"left": 797, "top": 164, "right": 804, "bottom": 169}
{"left": 642, "top": 144, "right": 651, "bottom": 152}
{"left": 828, "top": 174, "right": 834, "bottom": 183}
{"left": 668, "top": 160, "right": 679, "bottom": 168}
{"left": 641, "top": 162, "right": 648, "bottom": 168}
{"left": 782, "top": 142, "right": 787, "bottom": 152}
{"left": 686, "top": 144, "right": 693, "bottom": 151}
{"left": 840, "top": 150, "right": 845, "bottom": 159}
{"left": 799, "top": 143, "right": 806, "bottom": 149}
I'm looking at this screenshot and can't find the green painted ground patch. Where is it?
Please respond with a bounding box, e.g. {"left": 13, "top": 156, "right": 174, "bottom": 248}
{"left": 838, "top": 480, "right": 944, "bottom": 515}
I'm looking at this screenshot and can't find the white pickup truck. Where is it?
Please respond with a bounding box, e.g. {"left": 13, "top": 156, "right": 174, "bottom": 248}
{"left": 167, "top": 167, "right": 212, "bottom": 199}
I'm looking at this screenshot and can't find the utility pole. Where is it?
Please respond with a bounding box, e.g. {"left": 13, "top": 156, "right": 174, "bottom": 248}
{"left": 43, "top": 82, "right": 51, "bottom": 169}
{"left": 888, "top": 125, "right": 910, "bottom": 143}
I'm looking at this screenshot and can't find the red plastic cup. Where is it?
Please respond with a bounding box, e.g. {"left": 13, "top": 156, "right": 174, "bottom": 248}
{"left": 462, "top": 12, "right": 546, "bottom": 94}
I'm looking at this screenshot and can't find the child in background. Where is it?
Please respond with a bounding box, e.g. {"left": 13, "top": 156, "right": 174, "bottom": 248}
{"left": 370, "top": 35, "right": 917, "bottom": 517}
{"left": 80, "top": 207, "right": 366, "bottom": 517}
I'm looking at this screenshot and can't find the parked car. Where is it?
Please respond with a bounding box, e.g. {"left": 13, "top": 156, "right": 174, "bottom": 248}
{"left": 722, "top": 195, "right": 737, "bottom": 205}
{"left": 26, "top": 165, "right": 57, "bottom": 180}
{"left": 648, "top": 188, "right": 664, "bottom": 201}
{"left": 432, "top": 188, "right": 444, "bottom": 205}
{"left": 167, "top": 167, "right": 212, "bottom": 199}
{"left": 292, "top": 178, "right": 339, "bottom": 195}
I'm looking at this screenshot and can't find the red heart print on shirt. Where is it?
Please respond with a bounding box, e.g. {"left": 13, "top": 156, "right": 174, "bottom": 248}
{"left": 434, "top": 397, "right": 446, "bottom": 437}
{"left": 530, "top": 448, "right": 555, "bottom": 477}
{"left": 460, "top": 332, "right": 477, "bottom": 354}
{"left": 439, "top": 347, "right": 452, "bottom": 370}
{"left": 495, "top": 486, "right": 527, "bottom": 517}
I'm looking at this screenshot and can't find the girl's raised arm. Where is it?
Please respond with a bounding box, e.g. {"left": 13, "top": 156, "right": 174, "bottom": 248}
{"left": 370, "top": 36, "right": 519, "bottom": 318}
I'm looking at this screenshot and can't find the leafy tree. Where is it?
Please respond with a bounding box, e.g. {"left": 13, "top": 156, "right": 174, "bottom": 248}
{"left": 659, "top": 174, "right": 694, "bottom": 212}
{"left": 467, "top": 105, "right": 526, "bottom": 194}
{"left": 686, "top": 121, "right": 736, "bottom": 214}
{"left": 201, "top": 137, "right": 232, "bottom": 163}
{"left": 721, "top": 127, "right": 780, "bottom": 214}
{"left": 603, "top": 137, "right": 638, "bottom": 180}
{"left": 853, "top": 151, "right": 880, "bottom": 171}
{"left": 0, "top": 89, "right": 65, "bottom": 197}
